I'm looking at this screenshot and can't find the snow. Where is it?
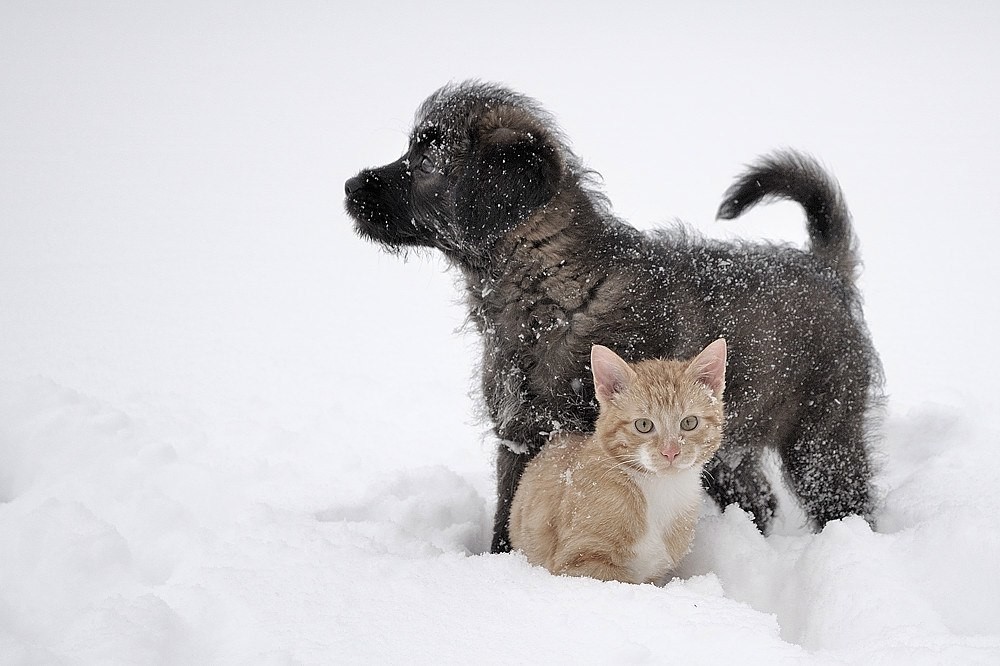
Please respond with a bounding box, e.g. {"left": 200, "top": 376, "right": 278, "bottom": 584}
{"left": 2, "top": 1, "right": 999, "bottom": 663}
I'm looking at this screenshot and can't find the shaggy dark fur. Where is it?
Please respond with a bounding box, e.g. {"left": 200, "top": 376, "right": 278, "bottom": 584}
{"left": 345, "top": 81, "right": 883, "bottom": 554}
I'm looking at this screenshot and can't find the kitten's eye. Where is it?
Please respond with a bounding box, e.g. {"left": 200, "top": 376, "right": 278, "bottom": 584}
{"left": 634, "top": 418, "right": 654, "bottom": 434}
{"left": 680, "top": 415, "right": 699, "bottom": 431}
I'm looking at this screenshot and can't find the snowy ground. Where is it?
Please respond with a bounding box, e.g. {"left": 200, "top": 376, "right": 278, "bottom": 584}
{"left": 2, "top": 2, "right": 1000, "bottom": 663}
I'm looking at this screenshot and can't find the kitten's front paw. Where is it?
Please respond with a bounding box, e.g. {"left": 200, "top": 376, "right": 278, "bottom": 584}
{"left": 559, "top": 554, "right": 635, "bottom": 584}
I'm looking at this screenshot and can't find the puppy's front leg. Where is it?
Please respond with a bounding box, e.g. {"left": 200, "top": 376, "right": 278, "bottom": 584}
{"left": 491, "top": 442, "right": 532, "bottom": 553}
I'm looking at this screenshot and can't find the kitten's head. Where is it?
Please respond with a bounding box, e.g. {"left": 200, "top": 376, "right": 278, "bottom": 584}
{"left": 590, "top": 340, "right": 727, "bottom": 477}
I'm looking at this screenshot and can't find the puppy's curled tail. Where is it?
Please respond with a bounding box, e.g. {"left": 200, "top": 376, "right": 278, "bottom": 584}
{"left": 717, "top": 150, "right": 859, "bottom": 284}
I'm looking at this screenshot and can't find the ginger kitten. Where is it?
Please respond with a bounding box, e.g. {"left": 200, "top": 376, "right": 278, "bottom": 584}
{"left": 509, "top": 339, "right": 727, "bottom": 584}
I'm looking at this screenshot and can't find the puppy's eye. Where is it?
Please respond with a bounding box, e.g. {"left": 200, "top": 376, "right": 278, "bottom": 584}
{"left": 680, "top": 415, "right": 699, "bottom": 431}
{"left": 634, "top": 418, "right": 654, "bottom": 434}
{"left": 417, "top": 155, "right": 435, "bottom": 173}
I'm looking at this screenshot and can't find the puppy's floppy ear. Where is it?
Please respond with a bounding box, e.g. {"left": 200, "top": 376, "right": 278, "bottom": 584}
{"left": 455, "top": 107, "right": 563, "bottom": 248}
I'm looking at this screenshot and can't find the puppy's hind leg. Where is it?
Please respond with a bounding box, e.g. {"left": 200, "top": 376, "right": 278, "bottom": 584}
{"left": 779, "top": 401, "right": 874, "bottom": 529}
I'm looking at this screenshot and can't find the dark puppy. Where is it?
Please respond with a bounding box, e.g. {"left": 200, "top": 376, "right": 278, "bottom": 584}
{"left": 345, "top": 81, "right": 883, "bottom": 553}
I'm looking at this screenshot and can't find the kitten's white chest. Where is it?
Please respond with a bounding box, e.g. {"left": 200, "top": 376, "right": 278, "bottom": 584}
{"left": 628, "top": 468, "right": 703, "bottom": 583}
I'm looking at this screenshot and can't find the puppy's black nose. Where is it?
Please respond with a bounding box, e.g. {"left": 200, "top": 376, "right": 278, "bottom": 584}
{"left": 345, "top": 175, "right": 366, "bottom": 195}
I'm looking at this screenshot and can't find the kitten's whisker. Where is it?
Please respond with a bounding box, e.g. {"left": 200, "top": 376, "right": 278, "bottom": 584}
{"left": 591, "top": 458, "right": 639, "bottom": 484}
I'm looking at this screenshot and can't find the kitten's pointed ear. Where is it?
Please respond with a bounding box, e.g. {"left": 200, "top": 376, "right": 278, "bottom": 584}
{"left": 691, "top": 338, "right": 727, "bottom": 398}
{"left": 591, "top": 345, "right": 634, "bottom": 403}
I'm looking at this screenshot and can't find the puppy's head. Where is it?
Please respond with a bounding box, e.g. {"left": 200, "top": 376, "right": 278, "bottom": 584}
{"left": 345, "top": 81, "right": 565, "bottom": 267}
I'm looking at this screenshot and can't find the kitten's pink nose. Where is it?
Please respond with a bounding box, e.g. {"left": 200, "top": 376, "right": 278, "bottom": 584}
{"left": 661, "top": 442, "right": 680, "bottom": 461}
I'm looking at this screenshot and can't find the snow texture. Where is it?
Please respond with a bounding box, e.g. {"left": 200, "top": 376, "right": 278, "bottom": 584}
{"left": 2, "top": 2, "right": 999, "bottom": 663}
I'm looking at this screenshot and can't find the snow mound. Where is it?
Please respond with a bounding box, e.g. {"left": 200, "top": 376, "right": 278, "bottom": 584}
{"left": 316, "top": 466, "right": 489, "bottom": 556}
{"left": 1, "top": 374, "right": 998, "bottom": 661}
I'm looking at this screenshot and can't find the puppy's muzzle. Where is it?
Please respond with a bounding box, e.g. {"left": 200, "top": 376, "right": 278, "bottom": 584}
{"left": 345, "top": 173, "right": 370, "bottom": 195}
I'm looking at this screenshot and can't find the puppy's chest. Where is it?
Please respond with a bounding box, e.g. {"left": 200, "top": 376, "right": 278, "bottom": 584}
{"left": 480, "top": 267, "right": 591, "bottom": 355}
{"left": 627, "top": 470, "right": 703, "bottom": 583}
{"left": 505, "top": 276, "right": 608, "bottom": 359}
{"left": 473, "top": 262, "right": 608, "bottom": 431}
{"left": 490, "top": 270, "right": 586, "bottom": 329}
